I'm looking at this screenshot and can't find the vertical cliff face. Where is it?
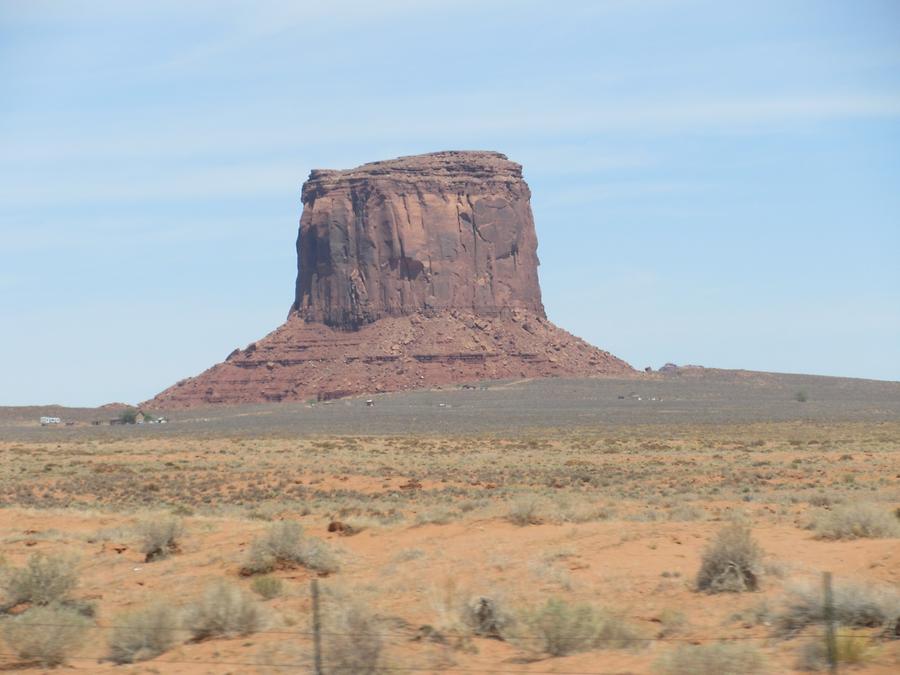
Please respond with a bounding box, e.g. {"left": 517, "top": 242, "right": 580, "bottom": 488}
{"left": 292, "top": 151, "right": 544, "bottom": 328}
{"left": 147, "top": 151, "right": 634, "bottom": 408}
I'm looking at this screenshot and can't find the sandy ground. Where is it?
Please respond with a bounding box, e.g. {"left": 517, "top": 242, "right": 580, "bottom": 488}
{"left": 1, "top": 375, "right": 899, "bottom": 673}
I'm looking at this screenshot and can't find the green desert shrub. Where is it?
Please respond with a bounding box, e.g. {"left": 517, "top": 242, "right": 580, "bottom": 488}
{"left": 242, "top": 521, "right": 338, "bottom": 575}
{"left": 1, "top": 553, "right": 78, "bottom": 608}
{"left": 323, "top": 600, "right": 384, "bottom": 675}
{"left": 696, "top": 523, "right": 762, "bottom": 593}
{"left": 250, "top": 575, "right": 284, "bottom": 600}
{"left": 136, "top": 517, "right": 183, "bottom": 561}
{"left": 2, "top": 605, "right": 90, "bottom": 666}
{"left": 655, "top": 642, "right": 766, "bottom": 675}
{"left": 513, "top": 598, "right": 641, "bottom": 656}
{"left": 812, "top": 503, "right": 900, "bottom": 540}
{"left": 184, "top": 582, "right": 264, "bottom": 640}
{"left": 777, "top": 580, "right": 900, "bottom": 633}
{"left": 108, "top": 604, "right": 177, "bottom": 663}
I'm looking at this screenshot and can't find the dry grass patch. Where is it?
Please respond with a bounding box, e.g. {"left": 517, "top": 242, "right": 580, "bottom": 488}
{"left": 655, "top": 642, "right": 767, "bottom": 674}
{"left": 812, "top": 502, "right": 900, "bottom": 540}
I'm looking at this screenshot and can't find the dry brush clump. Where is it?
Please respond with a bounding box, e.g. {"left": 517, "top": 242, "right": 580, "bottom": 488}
{"left": 506, "top": 496, "right": 547, "bottom": 526}
{"left": 511, "top": 598, "right": 642, "bottom": 656}
{"left": 654, "top": 642, "right": 767, "bottom": 675}
{"left": 107, "top": 603, "right": 177, "bottom": 663}
{"left": 696, "top": 523, "right": 763, "bottom": 593}
{"left": 777, "top": 579, "right": 900, "bottom": 634}
{"left": 462, "top": 596, "right": 514, "bottom": 639}
{"left": 242, "top": 521, "right": 338, "bottom": 575}
{"left": 184, "top": 581, "right": 264, "bottom": 640}
{"left": 2, "top": 604, "right": 90, "bottom": 667}
{"left": 427, "top": 583, "right": 514, "bottom": 650}
{"left": 136, "top": 516, "right": 183, "bottom": 562}
{"left": 1, "top": 553, "right": 79, "bottom": 609}
{"left": 323, "top": 599, "right": 385, "bottom": 675}
{"left": 812, "top": 502, "right": 900, "bottom": 540}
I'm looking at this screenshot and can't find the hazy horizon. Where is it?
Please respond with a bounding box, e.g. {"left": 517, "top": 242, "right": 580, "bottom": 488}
{"left": 2, "top": 0, "right": 899, "bottom": 406}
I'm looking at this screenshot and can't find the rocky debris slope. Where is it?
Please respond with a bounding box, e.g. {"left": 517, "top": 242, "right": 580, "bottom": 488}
{"left": 150, "top": 309, "right": 631, "bottom": 406}
{"left": 148, "top": 151, "right": 634, "bottom": 408}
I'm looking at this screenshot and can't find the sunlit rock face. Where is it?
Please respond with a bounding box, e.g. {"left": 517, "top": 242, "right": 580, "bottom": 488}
{"left": 292, "top": 151, "right": 544, "bottom": 328}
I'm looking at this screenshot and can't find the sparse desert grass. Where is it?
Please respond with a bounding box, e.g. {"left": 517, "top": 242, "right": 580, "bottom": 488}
{"left": 2, "top": 604, "right": 90, "bottom": 666}
{"left": 812, "top": 502, "right": 900, "bottom": 540}
{"left": 511, "top": 598, "right": 641, "bottom": 656}
{"left": 242, "top": 520, "right": 338, "bottom": 575}
{"left": 696, "top": 522, "right": 763, "bottom": 593}
{"left": 136, "top": 516, "right": 183, "bottom": 561}
{"left": 1, "top": 553, "right": 78, "bottom": 608}
{"left": 108, "top": 603, "right": 177, "bottom": 663}
{"left": 0, "top": 416, "right": 898, "bottom": 673}
{"left": 777, "top": 580, "right": 900, "bottom": 633}
{"left": 184, "top": 581, "right": 264, "bottom": 640}
{"left": 655, "top": 642, "right": 767, "bottom": 674}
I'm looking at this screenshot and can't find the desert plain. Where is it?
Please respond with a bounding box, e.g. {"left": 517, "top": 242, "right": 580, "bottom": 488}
{"left": 1, "top": 372, "right": 899, "bottom": 674}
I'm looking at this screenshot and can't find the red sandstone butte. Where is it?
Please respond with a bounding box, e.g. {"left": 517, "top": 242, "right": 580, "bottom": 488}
{"left": 149, "top": 151, "right": 633, "bottom": 407}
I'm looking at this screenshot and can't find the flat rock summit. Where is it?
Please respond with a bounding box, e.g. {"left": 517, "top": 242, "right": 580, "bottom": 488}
{"left": 150, "top": 151, "right": 633, "bottom": 407}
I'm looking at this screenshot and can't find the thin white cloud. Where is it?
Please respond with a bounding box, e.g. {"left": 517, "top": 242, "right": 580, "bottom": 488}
{"left": 4, "top": 91, "right": 899, "bottom": 168}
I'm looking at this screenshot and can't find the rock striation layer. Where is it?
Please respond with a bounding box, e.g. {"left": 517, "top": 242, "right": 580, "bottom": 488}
{"left": 149, "top": 151, "right": 634, "bottom": 408}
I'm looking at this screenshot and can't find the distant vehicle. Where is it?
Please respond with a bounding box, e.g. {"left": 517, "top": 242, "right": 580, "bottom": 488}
{"left": 365, "top": 399, "right": 375, "bottom": 407}
{"left": 40, "top": 416, "right": 61, "bottom": 426}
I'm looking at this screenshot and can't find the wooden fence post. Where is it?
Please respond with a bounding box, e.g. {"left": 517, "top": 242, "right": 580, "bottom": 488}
{"left": 312, "top": 578, "right": 324, "bottom": 675}
{"left": 823, "top": 571, "right": 837, "bottom": 674}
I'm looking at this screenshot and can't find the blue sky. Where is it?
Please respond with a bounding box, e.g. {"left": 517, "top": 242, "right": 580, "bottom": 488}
{"left": 2, "top": 0, "right": 899, "bottom": 406}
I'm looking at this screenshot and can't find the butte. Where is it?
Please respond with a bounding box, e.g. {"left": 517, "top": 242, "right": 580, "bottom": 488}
{"left": 149, "top": 151, "right": 634, "bottom": 407}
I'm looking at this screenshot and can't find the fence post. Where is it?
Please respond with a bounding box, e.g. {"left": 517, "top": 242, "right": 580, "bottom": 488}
{"left": 823, "top": 571, "right": 837, "bottom": 674}
{"left": 312, "top": 578, "right": 324, "bottom": 675}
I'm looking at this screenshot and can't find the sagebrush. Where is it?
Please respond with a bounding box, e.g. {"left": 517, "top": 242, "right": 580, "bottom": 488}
{"left": 2, "top": 605, "right": 89, "bottom": 666}
{"left": 1, "top": 553, "right": 78, "bottom": 608}
{"left": 242, "top": 521, "right": 338, "bottom": 575}
{"left": 696, "top": 523, "right": 762, "bottom": 593}
{"left": 184, "top": 582, "right": 264, "bottom": 640}
{"left": 108, "top": 603, "right": 177, "bottom": 663}
{"left": 136, "top": 516, "right": 183, "bottom": 561}
{"left": 512, "top": 598, "right": 640, "bottom": 656}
